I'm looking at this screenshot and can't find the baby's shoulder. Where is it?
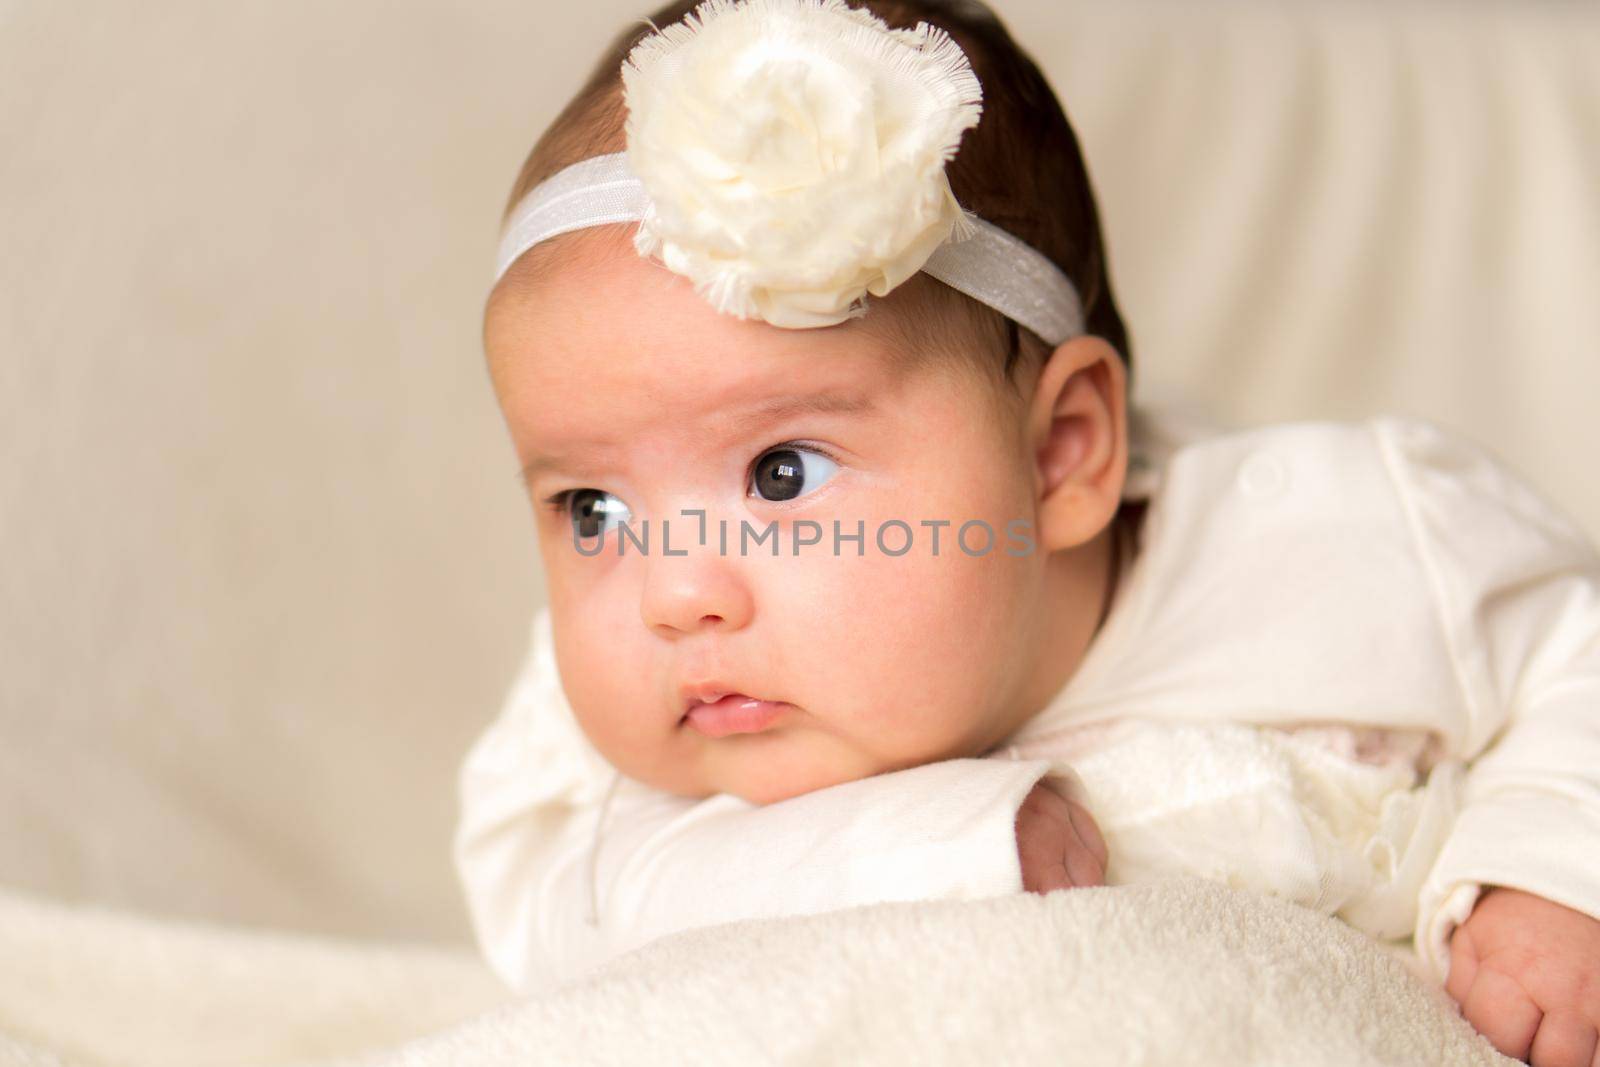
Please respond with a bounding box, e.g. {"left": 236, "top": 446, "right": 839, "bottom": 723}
{"left": 1166, "top": 412, "right": 1457, "bottom": 473}
{"left": 1162, "top": 413, "right": 1525, "bottom": 498}
{"left": 1149, "top": 414, "right": 1405, "bottom": 520}
{"left": 1155, "top": 412, "right": 1595, "bottom": 570}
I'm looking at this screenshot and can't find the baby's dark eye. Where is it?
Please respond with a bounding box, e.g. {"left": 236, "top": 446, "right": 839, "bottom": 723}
{"left": 561, "top": 489, "right": 632, "bottom": 544}
{"left": 750, "top": 447, "right": 839, "bottom": 503}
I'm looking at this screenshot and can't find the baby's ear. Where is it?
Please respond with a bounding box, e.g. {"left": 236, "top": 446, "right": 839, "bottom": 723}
{"left": 1028, "top": 334, "right": 1128, "bottom": 552}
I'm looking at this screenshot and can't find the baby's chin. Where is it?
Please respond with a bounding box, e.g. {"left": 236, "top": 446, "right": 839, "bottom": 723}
{"left": 722, "top": 764, "right": 864, "bottom": 806}
{"left": 674, "top": 730, "right": 932, "bottom": 806}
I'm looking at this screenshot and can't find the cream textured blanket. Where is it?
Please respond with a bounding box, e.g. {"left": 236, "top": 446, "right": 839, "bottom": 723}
{"left": 0, "top": 877, "right": 1511, "bottom": 1067}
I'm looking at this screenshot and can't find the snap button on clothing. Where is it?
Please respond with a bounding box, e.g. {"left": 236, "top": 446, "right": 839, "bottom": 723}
{"left": 1238, "top": 453, "right": 1289, "bottom": 497}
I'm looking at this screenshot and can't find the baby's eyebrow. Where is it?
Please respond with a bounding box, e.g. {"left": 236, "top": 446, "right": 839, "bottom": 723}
{"left": 519, "top": 387, "right": 877, "bottom": 485}
{"left": 724, "top": 388, "right": 878, "bottom": 433}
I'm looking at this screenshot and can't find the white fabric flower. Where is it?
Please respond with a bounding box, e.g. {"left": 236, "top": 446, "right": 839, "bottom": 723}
{"left": 620, "top": 0, "right": 984, "bottom": 329}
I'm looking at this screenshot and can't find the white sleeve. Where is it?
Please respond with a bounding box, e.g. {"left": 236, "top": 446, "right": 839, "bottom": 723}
{"left": 1378, "top": 417, "right": 1600, "bottom": 986}
{"left": 452, "top": 607, "right": 1069, "bottom": 996}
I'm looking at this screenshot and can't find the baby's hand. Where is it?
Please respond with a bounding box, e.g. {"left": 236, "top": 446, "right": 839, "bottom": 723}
{"left": 1445, "top": 885, "right": 1600, "bottom": 1066}
{"left": 1014, "top": 780, "right": 1108, "bottom": 893}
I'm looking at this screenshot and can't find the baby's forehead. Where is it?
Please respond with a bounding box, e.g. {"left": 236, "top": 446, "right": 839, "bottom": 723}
{"left": 486, "top": 228, "right": 932, "bottom": 401}
{"left": 488, "top": 243, "right": 1028, "bottom": 491}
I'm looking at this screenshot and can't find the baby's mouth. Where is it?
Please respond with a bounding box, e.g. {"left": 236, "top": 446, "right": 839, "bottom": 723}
{"left": 680, "top": 694, "right": 791, "bottom": 738}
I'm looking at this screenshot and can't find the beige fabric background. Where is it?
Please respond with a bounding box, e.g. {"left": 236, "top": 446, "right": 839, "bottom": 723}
{"left": 2, "top": 0, "right": 1596, "bottom": 945}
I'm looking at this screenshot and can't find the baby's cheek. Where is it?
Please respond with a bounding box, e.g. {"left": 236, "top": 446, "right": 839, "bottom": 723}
{"left": 549, "top": 614, "right": 667, "bottom": 773}
{"left": 795, "top": 534, "right": 1030, "bottom": 755}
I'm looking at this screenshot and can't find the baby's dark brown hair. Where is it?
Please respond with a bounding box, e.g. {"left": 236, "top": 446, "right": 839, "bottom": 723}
{"left": 497, "top": 0, "right": 1133, "bottom": 399}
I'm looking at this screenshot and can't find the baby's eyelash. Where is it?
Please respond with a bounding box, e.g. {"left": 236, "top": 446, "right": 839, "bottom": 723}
{"left": 752, "top": 439, "right": 839, "bottom": 470}
{"left": 534, "top": 441, "right": 841, "bottom": 518}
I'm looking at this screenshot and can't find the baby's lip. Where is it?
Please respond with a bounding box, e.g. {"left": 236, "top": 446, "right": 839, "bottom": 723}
{"left": 681, "top": 694, "right": 790, "bottom": 738}
{"left": 678, "top": 681, "right": 772, "bottom": 717}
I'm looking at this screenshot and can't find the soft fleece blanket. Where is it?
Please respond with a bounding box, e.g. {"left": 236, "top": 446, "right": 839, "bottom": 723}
{"left": 0, "top": 878, "right": 1511, "bottom": 1067}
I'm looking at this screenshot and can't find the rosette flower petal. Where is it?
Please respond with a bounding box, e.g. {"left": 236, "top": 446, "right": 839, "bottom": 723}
{"left": 621, "top": 0, "right": 984, "bottom": 329}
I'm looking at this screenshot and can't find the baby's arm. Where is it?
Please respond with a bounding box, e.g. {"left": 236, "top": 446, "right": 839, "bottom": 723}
{"left": 1377, "top": 419, "right": 1600, "bottom": 1026}
{"left": 452, "top": 611, "right": 1086, "bottom": 995}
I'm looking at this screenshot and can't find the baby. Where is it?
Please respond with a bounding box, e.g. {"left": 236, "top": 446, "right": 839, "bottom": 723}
{"left": 456, "top": 0, "right": 1600, "bottom": 1061}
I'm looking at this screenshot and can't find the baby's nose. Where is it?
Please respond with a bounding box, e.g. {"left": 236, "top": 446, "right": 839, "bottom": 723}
{"left": 639, "top": 533, "right": 754, "bottom": 638}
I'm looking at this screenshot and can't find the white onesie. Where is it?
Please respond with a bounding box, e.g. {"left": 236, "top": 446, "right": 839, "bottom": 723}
{"left": 454, "top": 412, "right": 1600, "bottom": 996}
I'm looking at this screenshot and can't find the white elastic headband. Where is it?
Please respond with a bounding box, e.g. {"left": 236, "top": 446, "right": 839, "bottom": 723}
{"left": 494, "top": 152, "right": 1086, "bottom": 347}
{"left": 492, "top": 0, "right": 1087, "bottom": 348}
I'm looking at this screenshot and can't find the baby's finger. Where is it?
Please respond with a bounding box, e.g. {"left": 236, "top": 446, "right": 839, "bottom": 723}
{"left": 1526, "top": 1011, "right": 1596, "bottom": 1067}
{"left": 1065, "top": 800, "right": 1109, "bottom": 870}
{"left": 1017, "top": 831, "right": 1072, "bottom": 894}
{"left": 1461, "top": 967, "right": 1543, "bottom": 1063}
{"left": 1446, "top": 924, "right": 1480, "bottom": 1008}
{"left": 1024, "top": 779, "right": 1074, "bottom": 822}
{"left": 1023, "top": 855, "right": 1072, "bottom": 894}
{"left": 1063, "top": 836, "right": 1104, "bottom": 888}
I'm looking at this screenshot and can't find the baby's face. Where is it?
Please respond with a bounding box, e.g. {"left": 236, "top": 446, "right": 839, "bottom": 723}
{"left": 486, "top": 231, "right": 1074, "bottom": 804}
